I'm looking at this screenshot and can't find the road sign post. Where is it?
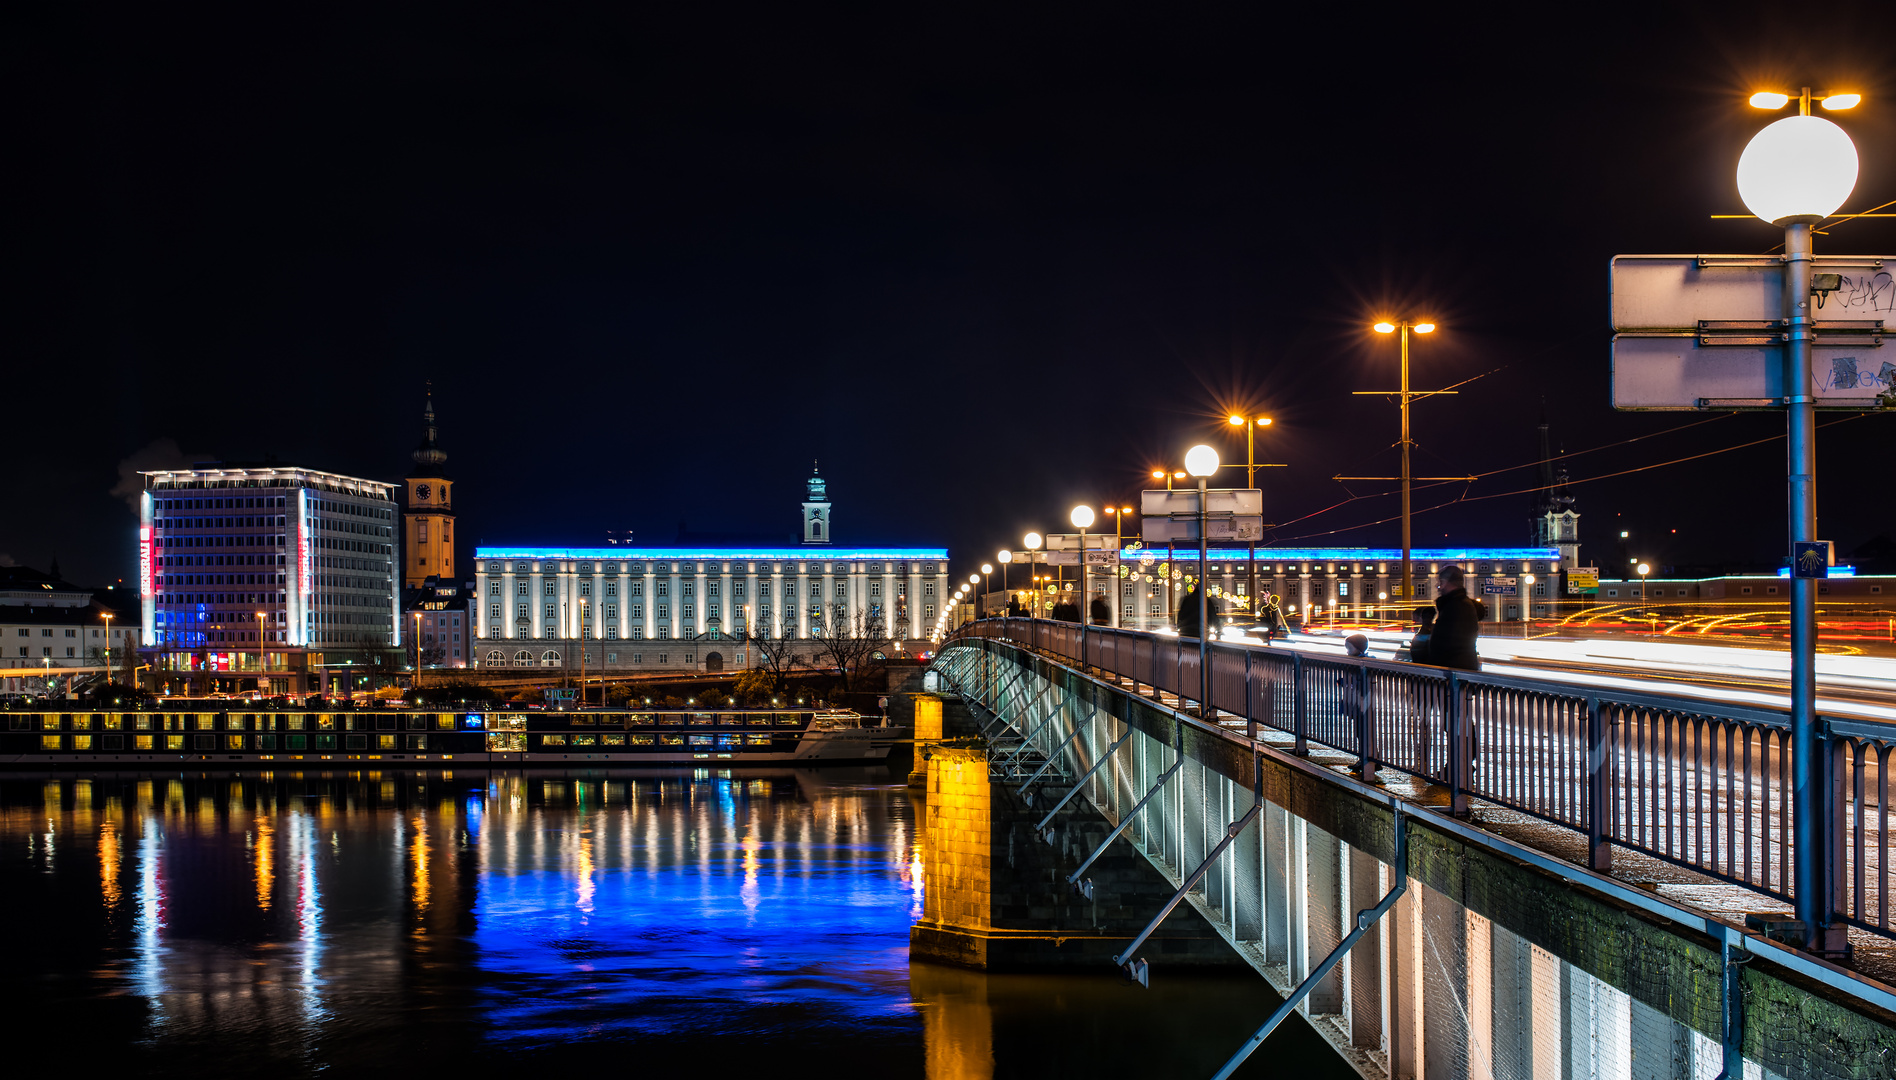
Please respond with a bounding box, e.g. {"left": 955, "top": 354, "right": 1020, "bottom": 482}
{"left": 1610, "top": 242, "right": 1877, "bottom": 955}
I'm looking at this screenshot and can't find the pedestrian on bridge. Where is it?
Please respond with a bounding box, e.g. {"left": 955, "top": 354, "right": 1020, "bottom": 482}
{"left": 1432, "top": 565, "right": 1487, "bottom": 776}
{"left": 1174, "top": 584, "right": 1224, "bottom": 640}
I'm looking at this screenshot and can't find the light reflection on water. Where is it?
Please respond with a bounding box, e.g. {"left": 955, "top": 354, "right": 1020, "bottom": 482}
{"left": 0, "top": 770, "right": 1337, "bottom": 1078}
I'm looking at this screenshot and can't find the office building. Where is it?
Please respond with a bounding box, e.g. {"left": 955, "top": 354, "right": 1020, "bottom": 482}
{"left": 138, "top": 463, "right": 401, "bottom": 695}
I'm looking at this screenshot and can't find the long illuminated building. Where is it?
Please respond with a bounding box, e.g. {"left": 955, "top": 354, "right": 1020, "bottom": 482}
{"left": 139, "top": 464, "right": 401, "bottom": 694}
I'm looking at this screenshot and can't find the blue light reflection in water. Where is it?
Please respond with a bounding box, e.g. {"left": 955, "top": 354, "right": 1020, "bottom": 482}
{"left": 470, "top": 772, "right": 922, "bottom": 1047}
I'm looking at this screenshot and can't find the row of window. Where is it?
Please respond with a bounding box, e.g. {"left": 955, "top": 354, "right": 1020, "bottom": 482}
{"left": 490, "top": 579, "right": 915, "bottom": 600}
{"left": 538, "top": 733, "right": 775, "bottom": 747}
{"left": 485, "top": 561, "right": 943, "bottom": 574}
{"left": 37, "top": 733, "right": 430, "bottom": 751}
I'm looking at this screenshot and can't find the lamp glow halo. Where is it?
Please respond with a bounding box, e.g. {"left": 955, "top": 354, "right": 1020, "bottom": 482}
{"left": 1736, "top": 115, "right": 1858, "bottom": 225}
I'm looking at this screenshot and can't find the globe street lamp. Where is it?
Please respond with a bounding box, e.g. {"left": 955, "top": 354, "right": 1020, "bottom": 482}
{"left": 1024, "top": 532, "right": 1044, "bottom": 618}
{"left": 1071, "top": 504, "right": 1096, "bottom": 657}
{"left": 996, "top": 550, "right": 1012, "bottom": 615}
{"left": 1184, "top": 445, "right": 1219, "bottom": 716}
{"left": 1521, "top": 574, "right": 1535, "bottom": 639}
{"left": 1742, "top": 86, "right": 1861, "bottom": 953}
{"left": 1371, "top": 319, "right": 1436, "bottom": 606}
{"left": 1636, "top": 562, "right": 1650, "bottom": 600}
{"left": 980, "top": 563, "right": 993, "bottom": 619}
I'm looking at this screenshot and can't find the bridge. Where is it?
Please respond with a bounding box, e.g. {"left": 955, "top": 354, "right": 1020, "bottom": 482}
{"left": 916, "top": 618, "right": 1896, "bottom": 1079}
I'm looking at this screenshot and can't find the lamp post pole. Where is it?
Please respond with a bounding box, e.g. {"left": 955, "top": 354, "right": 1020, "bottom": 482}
{"left": 1184, "top": 446, "right": 1218, "bottom": 717}
{"left": 101, "top": 612, "right": 113, "bottom": 689}
{"left": 1398, "top": 325, "right": 1413, "bottom": 605}
{"left": 997, "top": 551, "right": 1010, "bottom": 616}
{"left": 1787, "top": 215, "right": 1825, "bottom": 949}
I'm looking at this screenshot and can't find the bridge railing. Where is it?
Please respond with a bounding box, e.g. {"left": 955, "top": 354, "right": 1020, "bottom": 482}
{"left": 948, "top": 618, "right": 1894, "bottom": 943}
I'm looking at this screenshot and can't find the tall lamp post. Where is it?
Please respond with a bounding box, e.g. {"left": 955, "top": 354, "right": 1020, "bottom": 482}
{"left": 100, "top": 612, "right": 113, "bottom": 689}
{"left": 1370, "top": 320, "right": 1436, "bottom": 606}
{"left": 1520, "top": 574, "right": 1535, "bottom": 639}
{"left": 1151, "top": 469, "right": 1185, "bottom": 621}
{"left": 980, "top": 563, "right": 993, "bottom": 618}
{"left": 1184, "top": 444, "right": 1219, "bottom": 716}
{"left": 1071, "top": 505, "right": 1095, "bottom": 657}
{"left": 1739, "top": 86, "right": 1860, "bottom": 954}
{"left": 1023, "top": 533, "right": 1043, "bottom": 618}
{"left": 1227, "top": 415, "right": 1278, "bottom": 615}
{"left": 1102, "top": 505, "right": 1132, "bottom": 626}
{"left": 996, "top": 550, "right": 1011, "bottom": 615}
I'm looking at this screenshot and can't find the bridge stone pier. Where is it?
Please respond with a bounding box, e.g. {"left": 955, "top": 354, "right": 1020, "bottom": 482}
{"left": 922, "top": 629, "right": 1896, "bottom": 1080}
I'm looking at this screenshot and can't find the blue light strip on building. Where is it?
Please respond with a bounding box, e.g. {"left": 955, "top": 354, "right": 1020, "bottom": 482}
{"left": 1120, "top": 547, "right": 1560, "bottom": 562}
{"left": 475, "top": 546, "right": 950, "bottom": 560}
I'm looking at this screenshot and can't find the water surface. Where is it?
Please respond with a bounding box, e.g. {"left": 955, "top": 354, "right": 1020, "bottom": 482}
{"left": 0, "top": 769, "right": 1342, "bottom": 1077}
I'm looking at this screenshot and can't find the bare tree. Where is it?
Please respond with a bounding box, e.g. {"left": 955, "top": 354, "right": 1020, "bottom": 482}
{"left": 746, "top": 628, "right": 807, "bottom": 693}
{"left": 813, "top": 605, "right": 892, "bottom": 693}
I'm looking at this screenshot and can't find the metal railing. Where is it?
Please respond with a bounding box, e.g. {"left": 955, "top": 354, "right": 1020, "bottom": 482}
{"left": 949, "top": 618, "right": 1895, "bottom": 943}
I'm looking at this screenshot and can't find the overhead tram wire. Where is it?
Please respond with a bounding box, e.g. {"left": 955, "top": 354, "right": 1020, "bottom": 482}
{"left": 1268, "top": 414, "right": 1873, "bottom": 543}
{"left": 1264, "top": 413, "right": 1737, "bottom": 536}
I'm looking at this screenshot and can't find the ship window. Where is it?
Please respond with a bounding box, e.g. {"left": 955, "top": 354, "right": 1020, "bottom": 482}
{"left": 629, "top": 734, "right": 653, "bottom": 745}
{"left": 602, "top": 734, "right": 625, "bottom": 746}
{"left": 41, "top": 735, "right": 62, "bottom": 750}
{"left": 572, "top": 734, "right": 596, "bottom": 746}
{"left": 689, "top": 735, "right": 714, "bottom": 746}
{"left": 541, "top": 734, "right": 566, "bottom": 747}
{"left": 747, "top": 734, "right": 772, "bottom": 745}
{"left": 660, "top": 733, "right": 684, "bottom": 745}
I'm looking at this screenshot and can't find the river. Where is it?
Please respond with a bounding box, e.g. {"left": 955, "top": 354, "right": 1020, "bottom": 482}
{"left": 0, "top": 768, "right": 1346, "bottom": 1077}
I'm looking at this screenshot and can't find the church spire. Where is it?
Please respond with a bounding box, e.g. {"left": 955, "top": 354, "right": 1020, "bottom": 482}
{"left": 802, "top": 461, "right": 831, "bottom": 544}
{"left": 410, "top": 384, "right": 448, "bottom": 474}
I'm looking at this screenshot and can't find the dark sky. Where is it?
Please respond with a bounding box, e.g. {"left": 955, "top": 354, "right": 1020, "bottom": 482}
{"left": 9, "top": 4, "right": 1895, "bottom": 587}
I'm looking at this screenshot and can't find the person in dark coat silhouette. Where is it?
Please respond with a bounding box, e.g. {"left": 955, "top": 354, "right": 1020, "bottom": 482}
{"left": 1430, "top": 566, "right": 1486, "bottom": 671}
{"left": 1430, "top": 565, "right": 1487, "bottom": 774}
{"left": 1089, "top": 595, "right": 1111, "bottom": 625}
{"left": 1175, "top": 585, "right": 1224, "bottom": 639}
{"left": 1407, "top": 607, "right": 1435, "bottom": 664}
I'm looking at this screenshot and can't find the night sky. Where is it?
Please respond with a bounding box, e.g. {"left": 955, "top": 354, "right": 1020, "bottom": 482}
{"left": 10, "top": 5, "right": 1895, "bottom": 588}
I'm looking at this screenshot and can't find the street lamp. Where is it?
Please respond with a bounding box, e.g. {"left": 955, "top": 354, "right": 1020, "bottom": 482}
{"left": 1521, "top": 574, "right": 1535, "bottom": 639}
{"left": 980, "top": 564, "right": 993, "bottom": 618}
{"left": 413, "top": 611, "right": 423, "bottom": 682}
{"left": 1371, "top": 319, "right": 1437, "bottom": 606}
{"left": 1184, "top": 444, "right": 1219, "bottom": 716}
{"left": 1742, "top": 85, "right": 1861, "bottom": 954}
{"left": 1071, "top": 504, "right": 1095, "bottom": 653}
{"left": 1636, "top": 563, "right": 1650, "bottom": 600}
{"left": 1226, "top": 414, "right": 1278, "bottom": 611}
{"left": 100, "top": 611, "right": 113, "bottom": 689}
{"left": 997, "top": 550, "right": 1011, "bottom": 614}
{"left": 1024, "top": 532, "right": 1043, "bottom": 618}
{"left": 1102, "top": 506, "right": 1133, "bottom": 626}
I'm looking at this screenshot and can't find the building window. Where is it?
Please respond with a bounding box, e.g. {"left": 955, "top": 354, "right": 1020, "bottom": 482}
{"left": 1150, "top": 603, "right": 1162, "bottom": 616}
{"left": 490, "top": 604, "right": 501, "bottom": 618}
{"left": 605, "top": 604, "right": 617, "bottom": 618}
{"left": 489, "top": 582, "right": 500, "bottom": 596}
{"left": 607, "top": 627, "right": 618, "bottom": 639}
{"left": 810, "top": 582, "right": 821, "bottom": 598}
{"left": 925, "top": 582, "right": 935, "bottom": 597}
{"left": 657, "top": 627, "right": 669, "bottom": 639}
{"left": 708, "top": 581, "right": 719, "bottom": 596}
{"left": 657, "top": 605, "right": 669, "bottom": 619}
{"left": 682, "top": 582, "right": 694, "bottom": 597}
{"left": 759, "top": 580, "right": 771, "bottom": 597}
{"left": 545, "top": 604, "right": 556, "bottom": 619}
{"left": 924, "top": 605, "right": 935, "bottom": 618}
{"left": 1741, "top": 586, "right": 1753, "bottom": 595}
{"left": 606, "top": 583, "right": 617, "bottom": 597}
{"left": 580, "top": 581, "right": 591, "bottom": 596}
{"left": 869, "top": 582, "right": 882, "bottom": 597}
{"left": 657, "top": 582, "right": 668, "bottom": 597}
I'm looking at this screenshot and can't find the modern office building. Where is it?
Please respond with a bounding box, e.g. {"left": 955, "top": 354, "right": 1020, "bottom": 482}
{"left": 138, "top": 463, "right": 401, "bottom": 695}
{"left": 473, "top": 469, "right": 948, "bottom": 672}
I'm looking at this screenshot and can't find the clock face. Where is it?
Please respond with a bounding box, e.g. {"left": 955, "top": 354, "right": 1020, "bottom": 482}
{"left": 415, "top": 484, "right": 432, "bottom": 501}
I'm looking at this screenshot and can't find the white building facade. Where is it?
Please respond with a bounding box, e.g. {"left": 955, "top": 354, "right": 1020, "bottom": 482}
{"left": 471, "top": 549, "right": 950, "bottom": 670}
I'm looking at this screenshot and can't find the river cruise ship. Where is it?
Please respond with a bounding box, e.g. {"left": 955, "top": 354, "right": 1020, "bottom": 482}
{"left": 1, "top": 706, "right": 909, "bottom": 767}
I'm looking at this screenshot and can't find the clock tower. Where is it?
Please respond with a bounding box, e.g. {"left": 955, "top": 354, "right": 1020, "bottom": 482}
{"left": 403, "top": 390, "right": 455, "bottom": 588}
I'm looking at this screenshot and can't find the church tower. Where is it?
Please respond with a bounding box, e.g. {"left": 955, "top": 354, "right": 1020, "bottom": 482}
{"left": 1529, "top": 411, "right": 1580, "bottom": 571}
{"left": 801, "top": 462, "right": 831, "bottom": 544}
{"left": 403, "top": 390, "right": 455, "bottom": 587}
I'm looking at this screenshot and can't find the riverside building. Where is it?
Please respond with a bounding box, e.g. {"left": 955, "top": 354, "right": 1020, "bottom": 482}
{"left": 138, "top": 463, "right": 401, "bottom": 695}
{"left": 473, "top": 469, "right": 948, "bottom": 672}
